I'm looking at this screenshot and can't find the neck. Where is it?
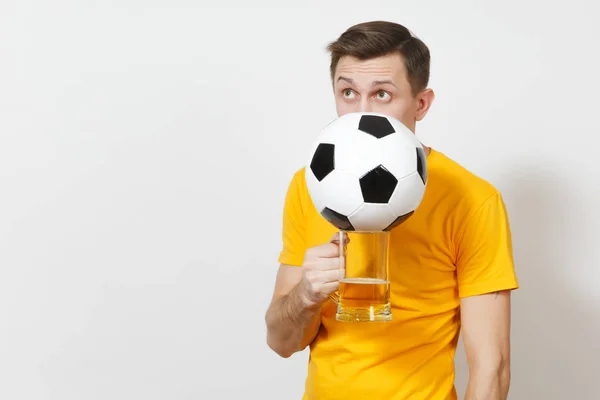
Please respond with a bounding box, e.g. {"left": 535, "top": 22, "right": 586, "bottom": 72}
{"left": 422, "top": 143, "right": 431, "bottom": 156}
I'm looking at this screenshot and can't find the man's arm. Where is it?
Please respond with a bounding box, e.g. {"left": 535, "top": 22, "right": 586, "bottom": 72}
{"left": 265, "top": 233, "right": 346, "bottom": 358}
{"left": 265, "top": 264, "right": 322, "bottom": 358}
{"left": 461, "top": 290, "right": 512, "bottom": 400}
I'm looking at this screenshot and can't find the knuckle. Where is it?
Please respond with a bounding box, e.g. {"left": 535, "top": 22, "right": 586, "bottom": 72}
{"left": 304, "top": 249, "right": 317, "bottom": 261}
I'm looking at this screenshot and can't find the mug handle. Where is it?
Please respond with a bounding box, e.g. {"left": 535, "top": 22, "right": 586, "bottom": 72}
{"left": 328, "top": 230, "right": 346, "bottom": 305}
{"left": 328, "top": 292, "right": 340, "bottom": 304}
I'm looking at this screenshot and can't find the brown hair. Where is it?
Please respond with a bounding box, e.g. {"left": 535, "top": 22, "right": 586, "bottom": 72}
{"left": 326, "top": 21, "right": 431, "bottom": 97}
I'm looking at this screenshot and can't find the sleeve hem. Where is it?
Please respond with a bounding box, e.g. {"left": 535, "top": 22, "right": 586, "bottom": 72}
{"left": 458, "top": 279, "right": 519, "bottom": 298}
{"left": 278, "top": 253, "right": 304, "bottom": 267}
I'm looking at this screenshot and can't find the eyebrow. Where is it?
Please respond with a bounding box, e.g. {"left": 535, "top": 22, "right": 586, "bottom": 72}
{"left": 337, "top": 76, "right": 354, "bottom": 85}
{"left": 337, "top": 76, "right": 396, "bottom": 87}
{"left": 372, "top": 79, "right": 396, "bottom": 87}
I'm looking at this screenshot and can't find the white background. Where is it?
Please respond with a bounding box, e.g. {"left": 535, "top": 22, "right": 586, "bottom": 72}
{"left": 1, "top": 1, "right": 599, "bottom": 399}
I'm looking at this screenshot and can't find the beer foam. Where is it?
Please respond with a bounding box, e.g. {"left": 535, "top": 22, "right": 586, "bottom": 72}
{"left": 339, "top": 277, "right": 389, "bottom": 284}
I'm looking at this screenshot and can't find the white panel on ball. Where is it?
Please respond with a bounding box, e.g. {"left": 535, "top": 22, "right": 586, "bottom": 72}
{"left": 335, "top": 127, "right": 383, "bottom": 179}
{"left": 348, "top": 203, "right": 397, "bottom": 232}
{"left": 318, "top": 169, "right": 364, "bottom": 217}
{"left": 387, "top": 171, "right": 427, "bottom": 218}
{"left": 378, "top": 132, "right": 420, "bottom": 181}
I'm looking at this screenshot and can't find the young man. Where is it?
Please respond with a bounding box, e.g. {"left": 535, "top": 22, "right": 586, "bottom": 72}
{"left": 265, "top": 21, "right": 519, "bottom": 400}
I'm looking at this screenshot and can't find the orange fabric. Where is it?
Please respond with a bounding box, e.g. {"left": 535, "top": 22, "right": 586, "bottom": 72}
{"left": 278, "top": 148, "right": 519, "bottom": 400}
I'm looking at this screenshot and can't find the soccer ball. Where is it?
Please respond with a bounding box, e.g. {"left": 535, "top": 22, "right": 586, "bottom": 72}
{"left": 305, "top": 112, "right": 427, "bottom": 232}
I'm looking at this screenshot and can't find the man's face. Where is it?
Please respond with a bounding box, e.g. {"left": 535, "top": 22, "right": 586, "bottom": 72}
{"left": 332, "top": 53, "right": 433, "bottom": 133}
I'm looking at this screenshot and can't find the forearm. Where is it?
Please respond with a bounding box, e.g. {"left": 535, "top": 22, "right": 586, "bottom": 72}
{"left": 265, "top": 283, "right": 322, "bottom": 358}
{"left": 465, "top": 363, "right": 510, "bottom": 400}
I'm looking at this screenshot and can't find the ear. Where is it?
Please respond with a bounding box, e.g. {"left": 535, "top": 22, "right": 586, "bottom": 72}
{"left": 415, "top": 88, "right": 435, "bottom": 122}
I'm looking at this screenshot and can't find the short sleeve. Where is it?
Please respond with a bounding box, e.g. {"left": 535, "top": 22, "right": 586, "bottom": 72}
{"left": 277, "top": 170, "right": 308, "bottom": 267}
{"left": 455, "top": 193, "right": 519, "bottom": 298}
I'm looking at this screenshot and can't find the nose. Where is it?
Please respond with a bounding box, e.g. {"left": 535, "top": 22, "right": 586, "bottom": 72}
{"left": 359, "top": 99, "right": 373, "bottom": 113}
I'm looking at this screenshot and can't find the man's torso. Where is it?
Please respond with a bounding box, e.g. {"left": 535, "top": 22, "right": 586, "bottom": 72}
{"left": 279, "top": 148, "right": 517, "bottom": 400}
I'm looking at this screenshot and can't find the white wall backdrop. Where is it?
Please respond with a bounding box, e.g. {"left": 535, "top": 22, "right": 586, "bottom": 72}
{"left": 1, "top": 1, "right": 598, "bottom": 399}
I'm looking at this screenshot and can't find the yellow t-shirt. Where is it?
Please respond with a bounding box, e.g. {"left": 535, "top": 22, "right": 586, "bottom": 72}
{"left": 277, "top": 148, "right": 519, "bottom": 400}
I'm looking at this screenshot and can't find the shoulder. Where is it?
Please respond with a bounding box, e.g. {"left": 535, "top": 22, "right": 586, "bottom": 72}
{"left": 289, "top": 166, "right": 307, "bottom": 187}
{"left": 285, "top": 167, "right": 309, "bottom": 198}
{"left": 427, "top": 148, "right": 502, "bottom": 216}
{"left": 282, "top": 167, "right": 313, "bottom": 216}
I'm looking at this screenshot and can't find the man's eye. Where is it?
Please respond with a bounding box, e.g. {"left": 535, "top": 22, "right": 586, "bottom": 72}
{"left": 377, "top": 91, "right": 390, "bottom": 99}
{"left": 343, "top": 89, "right": 354, "bottom": 97}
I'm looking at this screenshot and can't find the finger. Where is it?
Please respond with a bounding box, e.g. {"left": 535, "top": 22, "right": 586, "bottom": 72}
{"left": 320, "top": 268, "right": 343, "bottom": 283}
{"left": 314, "top": 242, "right": 341, "bottom": 258}
{"left": 321, "top": 281, "right": 339, "bottom": 293}
{"left": 330, "top": 232, "right": 350, "bottom": 245}
{"left": 317, "top": 256, "right": 342, "bottom": 271}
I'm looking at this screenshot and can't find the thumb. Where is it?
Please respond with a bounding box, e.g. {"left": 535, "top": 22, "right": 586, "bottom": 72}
{"left": 329, "top": 231, "right": 350, "bottom": 246}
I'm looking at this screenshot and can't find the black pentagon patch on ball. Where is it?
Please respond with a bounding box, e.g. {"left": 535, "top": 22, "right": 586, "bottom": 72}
{"left": 383, "top": 211, "right": 414, "bottom": 231}
{"left": 416, "top": 147, "right": 427, "bottom": 184}
{"left": 310, "top": 143, "right": 335, "bottom": 181}
{"left": 321, "top": 207, "right": 355, "bottom": 231}
{"left": 358, "top": 115, "right": 395, "bottom": 139}
{"left": 359, "top": 165, "right": 398, "bottom": 203}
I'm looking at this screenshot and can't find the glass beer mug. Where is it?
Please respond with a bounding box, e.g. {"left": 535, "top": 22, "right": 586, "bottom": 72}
{"left": 329, "top": 230, "right": 391, "bottom": 322}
